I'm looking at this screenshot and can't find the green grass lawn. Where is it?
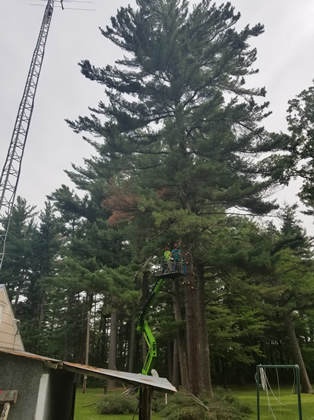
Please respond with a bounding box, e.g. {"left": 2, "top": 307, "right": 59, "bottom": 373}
{"left": 75, "top": 386, "right": 314, "bottom": 419}
{"left": 233, "top": 386, "right": 314, "bottom": 420}
{"left": 74, "top": 387, "right": 105, "bottom": 420}
{"left": 74, "top": 387, "right": 161, "bottom": 420}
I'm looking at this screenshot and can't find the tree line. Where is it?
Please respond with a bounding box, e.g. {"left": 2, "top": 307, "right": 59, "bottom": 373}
{"left": 1, "top": 0, "right": 314, "bottom": 396}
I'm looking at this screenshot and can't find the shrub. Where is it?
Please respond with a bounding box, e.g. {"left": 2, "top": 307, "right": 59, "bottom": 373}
{"left": 210, "top": 387, "right": 252, "bottom": 419}
{"left": 152, "top": 392, "right": 169, "bottom": 413}
{"left": 96, "top": 394, "right": 138, "bottom": 415}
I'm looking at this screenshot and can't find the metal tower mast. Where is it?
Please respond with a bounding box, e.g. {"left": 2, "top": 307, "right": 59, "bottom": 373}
{"left": 0, "top": 0, "right": 55, "bottom": 269}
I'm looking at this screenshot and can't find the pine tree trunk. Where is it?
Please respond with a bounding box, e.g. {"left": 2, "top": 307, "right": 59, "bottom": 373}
{"left": 167, "top": 339, "right": 173, "bottom": 382}
{"left": 278, "top": 339, "right": 284, "bottom": 365}
{"left": 140, "top": 271, "right": 150, "bottom": 372}
{"left": 173, "top": 279, "right": 190, "bottom": 391}
{"left": 221, "top": 358, "right": 227, "bottom": 389}
{"left": 184, "top": 249, "right": 203, "bottom": 396}
{"left": 12, "top": 283, "right": 22, "bottom": 315}
{"left": 38, "top": 293, "right": 45, "bottom": 328}
{"left": 98, "top": 312, "right": 108, "bottom": 364}
{"left": 104, "top": 316, "right": 110, "bottom": 361}
{"left": 128, "top": 304, "right": 137, "bottom": 372}
{"left": 196, "top": 263, "right": 213, "bottom": 396}
{"left": 107, "top": 309, "right": 118, "bottom": 390}
{"left": 172, "top": 339, "right": 180, "bottom": 389}
{"left": 283, "top": 311, "right": 313, "bottom": 393}
{"left": 64, "top": 290, "right": 75, "bottom": 360}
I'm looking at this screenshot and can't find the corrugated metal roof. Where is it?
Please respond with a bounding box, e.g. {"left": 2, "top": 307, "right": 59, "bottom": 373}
{"left": 0, "top": 348, "right": 176, "bottom": 393}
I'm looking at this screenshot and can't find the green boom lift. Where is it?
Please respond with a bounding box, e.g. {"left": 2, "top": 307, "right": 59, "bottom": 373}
{"left": 137, "top": 258, "right": 185, "bottom": 375}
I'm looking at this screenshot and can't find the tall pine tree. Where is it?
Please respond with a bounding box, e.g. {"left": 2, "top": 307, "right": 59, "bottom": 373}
{"left": 67, "top": 0, "right": 285, "bottom": 395}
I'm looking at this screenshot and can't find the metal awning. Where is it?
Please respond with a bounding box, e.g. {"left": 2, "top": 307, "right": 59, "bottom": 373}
{"left": 0, "top": 348, "right": 176, "bottom": 393}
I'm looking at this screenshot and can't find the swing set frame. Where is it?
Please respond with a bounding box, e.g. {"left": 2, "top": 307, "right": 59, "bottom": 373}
{"left": 256, "top": 364, "right": 302, "bottom": 420}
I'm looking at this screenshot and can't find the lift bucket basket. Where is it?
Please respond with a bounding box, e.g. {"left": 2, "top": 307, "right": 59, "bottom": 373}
{"left": 155, "top": 257, "right": 185, "bottom": 278}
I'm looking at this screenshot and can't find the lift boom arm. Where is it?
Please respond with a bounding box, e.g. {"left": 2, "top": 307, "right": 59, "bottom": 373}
{"left": 137, "top": 278, "right": 163, "bottom": 375}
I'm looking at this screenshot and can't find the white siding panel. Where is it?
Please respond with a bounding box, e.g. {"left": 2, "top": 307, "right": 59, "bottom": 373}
{"left": 0, "top": 287, "right": 24, "bottom": 351}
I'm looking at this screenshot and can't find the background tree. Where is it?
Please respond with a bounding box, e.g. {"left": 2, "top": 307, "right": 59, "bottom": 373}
{"left": 260, "top": 206, "right": 314, "bottom": 393}
{"left": 262, "top": 80, "right": 314, "bottom": 217}
{"left": 0, "top": 196, "right": 37, "bottom": 310}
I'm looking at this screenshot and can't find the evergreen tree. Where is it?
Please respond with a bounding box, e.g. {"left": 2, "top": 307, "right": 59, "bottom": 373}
{"left": 264, "top": 206, "right": 314, "bottom": 393}
{"left": 225, "top": 208, "right": 314, "bottom": 392}
{"left": 0, "top": 197, "right": 37, "bottom": 311}
{"left": 286, "top": 82, "right": 314, "bottom": 214}
{"left": 49, "top": 177, "right": 138, "bottom": 369}
{"left": 66, "top": 0, "right": 286, "bottom": 395}
{"left": 261, "top": 81, "right": 314, "bottom": 216}
{"left": 23, "top": 201, "right": 62, "bottom": 354}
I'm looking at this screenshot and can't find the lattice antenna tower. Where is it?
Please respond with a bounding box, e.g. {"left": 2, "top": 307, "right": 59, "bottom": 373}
{"left": 0, "top": 0, "right": 56, "bottom": 269}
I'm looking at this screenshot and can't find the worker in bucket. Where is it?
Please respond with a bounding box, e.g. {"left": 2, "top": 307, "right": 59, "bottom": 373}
{"left": 171, "top": 244, "right": 181, "bottom": 271}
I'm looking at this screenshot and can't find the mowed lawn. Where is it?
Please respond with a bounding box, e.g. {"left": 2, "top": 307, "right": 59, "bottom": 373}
{"left": 233, "top": 386, "right": 314, "bottom": 420}
{"left": 74, "top": 387, "right": 162, "bottom": 420}
{"left": 75, "top": 386, "right": 314, "bottom": 420}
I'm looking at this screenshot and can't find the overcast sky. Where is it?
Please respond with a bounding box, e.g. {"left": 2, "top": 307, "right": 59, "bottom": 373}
{"left": 1, "top": 0, "right": 314, "bottom": 232}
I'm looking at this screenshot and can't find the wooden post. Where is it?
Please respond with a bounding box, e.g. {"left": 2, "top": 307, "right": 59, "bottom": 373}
{"left": 139, "top": 387, "right": 152, "bottom": 420}
{"left": 0, "top": 390, "right": 18, "bottom": 420}
{"left": 0, "top": 403, "right": 10, "bottom": 420}
{"left": 82, "top": 310, "right": 91, "bottom": 393}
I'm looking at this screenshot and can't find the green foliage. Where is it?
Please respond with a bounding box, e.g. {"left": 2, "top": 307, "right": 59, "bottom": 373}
{"left": 158, "top": 390, "right": 251, "bottom": 420}
{"left": 0, "top": 196, "right": 38, "bottom": 295}
{"left": 69, "top": 0, "right": 280, "bottom": 227}
{"left": 96, "top": 394, "right": 137, "bottom": 415}
{"left": 261, "top": 81, "right": 314, "bottom": 210}
{"left": 159, "top": 393, "right": 207, "bottom": 420}
{"left": 63, "top": 0, "right": 290, "bottom": 392}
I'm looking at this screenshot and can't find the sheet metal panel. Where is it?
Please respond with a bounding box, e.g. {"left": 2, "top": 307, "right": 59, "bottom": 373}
{"left": 0, "top": 348, "right": 176, "bottom": 393}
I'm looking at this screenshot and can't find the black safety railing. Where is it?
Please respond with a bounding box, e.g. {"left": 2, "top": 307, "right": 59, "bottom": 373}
{"left": 154, "top": 257, "right": 185, "bottom": 278}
